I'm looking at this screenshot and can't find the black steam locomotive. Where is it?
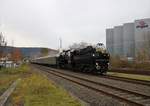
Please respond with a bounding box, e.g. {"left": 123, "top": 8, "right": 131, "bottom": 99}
{"left": 32, "top": 43, "right": 110, "bottom": 74}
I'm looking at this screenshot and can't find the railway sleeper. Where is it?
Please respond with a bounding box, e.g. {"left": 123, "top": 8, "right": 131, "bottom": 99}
{"left": 114, "top": 92, "right": 129, "bottom": 96}
{"left": 136, "top": 99, "right": 150, "bottom": 104}
{"left": 38, "top": 66, "right": 150, "bottom": 106}
{"left": 127, "top": 97, "right": 144, "bottom": 101}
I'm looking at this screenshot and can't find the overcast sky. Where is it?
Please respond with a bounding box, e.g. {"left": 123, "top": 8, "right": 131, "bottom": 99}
{"left": 0, "top": 0, "right": 150, "bottom": 49}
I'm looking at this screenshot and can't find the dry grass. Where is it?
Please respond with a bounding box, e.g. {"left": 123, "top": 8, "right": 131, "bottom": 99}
{"left": 132, "top": 61, "right": 150, "bottom": 70}
{"left": 10, "top": 73, "right": 82, "bottom": 106}
{"left": 1, "top": 64, "right": 82, "bottom": 106}
{"left": 0, "top": 64, "right": 30, "bottom": 74}
{"left": 0, "top": 64, "right": 30, "bottom": 96}
{"left": 108, "top": 72, "right": 150, "bottom": 81}
{"left": 0, "top": 74, "right": 19, "bottom": 95}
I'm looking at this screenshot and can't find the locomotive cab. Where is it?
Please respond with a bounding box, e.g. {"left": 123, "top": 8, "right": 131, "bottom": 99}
{"left": 71, "top": 43, "right": 110, "bottom": 74}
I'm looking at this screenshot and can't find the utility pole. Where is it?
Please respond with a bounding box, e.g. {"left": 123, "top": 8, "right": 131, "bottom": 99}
{"left": 0, "top": 32, "right": 5, "bottom": 57}
{"left": 60, "top": 37, "right": 62, "bottom": 48}
{"left": 59, "top": 37, "right": 62, "bottom": 53}
{"left": 0, "top": 32, "right": 2, "bottom": 58}
{"left": 11, "top": 40, "right": 14, "bottom": 61}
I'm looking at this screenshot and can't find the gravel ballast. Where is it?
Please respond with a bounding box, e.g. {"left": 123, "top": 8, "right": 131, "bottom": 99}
{"left": 41, "top": 66, "right": 150, "bottom": 97}
{"left": 32, "top": 65, "right": 132, "bottom": 106}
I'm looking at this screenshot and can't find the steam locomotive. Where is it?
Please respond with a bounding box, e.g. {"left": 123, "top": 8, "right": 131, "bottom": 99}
{"left": 32, "top": 43, "right": 110, "bottom": 74}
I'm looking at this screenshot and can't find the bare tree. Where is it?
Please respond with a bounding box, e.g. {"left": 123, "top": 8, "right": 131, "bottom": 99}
{"left": 136, "top": 31, "right": 150, "bottom": 61}
{"left": 0, "top": 32, "right": 7, "bottom": 58}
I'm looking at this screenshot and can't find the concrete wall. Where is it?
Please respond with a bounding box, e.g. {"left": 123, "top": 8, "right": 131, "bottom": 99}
{"left": 106, "top": 28, "right": 114, "bottom": 55}
{"left": 123, "top": 23, "right": 135, "bottom": 57}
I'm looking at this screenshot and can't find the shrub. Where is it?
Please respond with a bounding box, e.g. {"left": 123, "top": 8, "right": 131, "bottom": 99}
{"left": 110, "top": 56, "right": 150, "bottom": 70}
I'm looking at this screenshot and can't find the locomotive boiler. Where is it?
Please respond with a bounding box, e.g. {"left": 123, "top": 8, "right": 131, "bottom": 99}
{"left": 57, "top": 43, "right": 110, "bottom": 74}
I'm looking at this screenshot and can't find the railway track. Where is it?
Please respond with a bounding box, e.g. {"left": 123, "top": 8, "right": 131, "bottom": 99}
{"left": 32, "top": 63, "right": 150, "bottom": 86}
{"left": 36, "top": 65, "right": 150, "bottom": 106}
{"left": 103, "top": 75, "right": 150, "bottom": 86}
{"left": 109, "top": 68, "right": 150, "bottom": 76}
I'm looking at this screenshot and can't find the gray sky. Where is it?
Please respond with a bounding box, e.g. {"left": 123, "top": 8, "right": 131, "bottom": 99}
{"left": 0, "top": 0, "right": 150, "bottom": 49}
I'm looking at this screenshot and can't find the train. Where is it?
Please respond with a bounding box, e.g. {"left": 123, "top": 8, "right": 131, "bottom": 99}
{"left": 32, "top": 43, "right": 110, "bottom": 74}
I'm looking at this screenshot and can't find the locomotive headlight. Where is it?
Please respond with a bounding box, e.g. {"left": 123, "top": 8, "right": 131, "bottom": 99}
{"left": 96, "top": 63, "right": 101, "bottom": 70}
{"left": 96, "top": 62, "right": 98, "bottom": 65}
{"left": 92, "top": 54, "right": 95, "bottom": 57}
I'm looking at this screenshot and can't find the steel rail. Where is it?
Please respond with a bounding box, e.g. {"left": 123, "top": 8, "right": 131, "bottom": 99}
{"left": 36, "top": 65, "right": 150, "bottom": 106}
{"left": 102, "top": 75, "right": 150, "bottom": 86}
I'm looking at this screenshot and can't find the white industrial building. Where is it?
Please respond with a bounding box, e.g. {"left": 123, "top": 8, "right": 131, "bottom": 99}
{"left": 134, "top": 18, "right": 150, "bottom": 57}
{"left": 106, "top": 18, "right": 150, "bottom": 58}
{"left": 123, "top": 23, "right": 135, "bottom": 57}
{"left": 106, "top": 28, "right": 114, "bottom": 55}
{"left": 113, "top": 26, "right": 124, "bottom": 56}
